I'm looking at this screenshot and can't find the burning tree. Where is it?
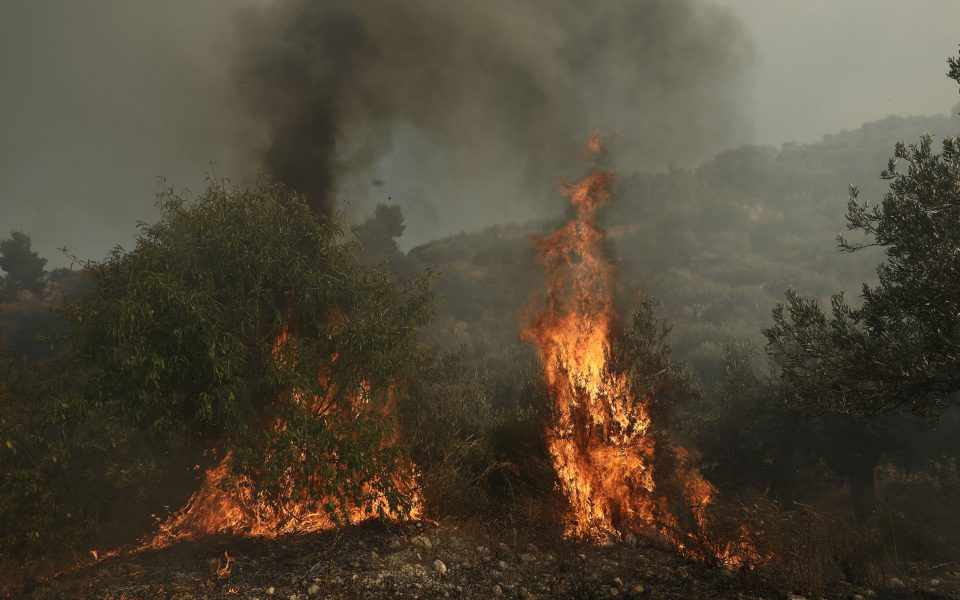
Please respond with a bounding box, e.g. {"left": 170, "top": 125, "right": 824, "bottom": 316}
{"left": 523, "top": 136, "right": 750, "bottom": 564}
{"left": 61, "top": 178, "right": 432, "bottom": 541}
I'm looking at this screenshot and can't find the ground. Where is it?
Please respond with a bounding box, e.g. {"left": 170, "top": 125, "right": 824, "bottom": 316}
{"left": 21, "top": 520, "right": 960, "bottom": 600}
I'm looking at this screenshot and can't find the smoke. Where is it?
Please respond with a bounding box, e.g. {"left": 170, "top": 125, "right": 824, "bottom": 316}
{"left": 0, "top": 1, "right": 262, "bottom": 266}
{"left": 232, "top": 0, "right": 755, "bottom": 241}
{"left": 0, "top": 0, "right": 753, "bottom": 264}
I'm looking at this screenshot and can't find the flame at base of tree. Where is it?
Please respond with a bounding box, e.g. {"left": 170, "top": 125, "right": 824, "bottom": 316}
{"left": 143, "top": 453, "right": 421, "bottom": 550}
{"left": 523, "top": 135, "right": 753, "bottom": 566}
{"left": 142, "top": 327, "right": 421, "bottom": 551}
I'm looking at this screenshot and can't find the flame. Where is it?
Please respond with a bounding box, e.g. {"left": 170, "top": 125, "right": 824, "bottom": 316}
{"left": 523, "top": 134, "right": 751, "bottom": 566}
{"left": 142, "top": 323, "right": 420, "bottom": 550}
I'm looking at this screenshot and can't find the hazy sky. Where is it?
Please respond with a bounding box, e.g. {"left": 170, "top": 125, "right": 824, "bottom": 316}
{"left": 1, "top": 0, "right": 958, "bottom": 267}
{"left": 714, "top": 0, "right": 960, "bottom": 144}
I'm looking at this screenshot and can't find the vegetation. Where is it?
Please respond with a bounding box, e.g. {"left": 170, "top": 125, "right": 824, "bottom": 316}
{"left": 3, "top": 44, "right": 960, "bottom": 600}
{"left": 0, "top": 231, "right": 47, "bottom": 296}
{"left": 1, "top": 179, "right": 433, "bottom": 566}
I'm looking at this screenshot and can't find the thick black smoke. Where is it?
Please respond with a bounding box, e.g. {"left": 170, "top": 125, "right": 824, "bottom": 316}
{"left": 233, "top": 0, "right": 754, "bottom": 227}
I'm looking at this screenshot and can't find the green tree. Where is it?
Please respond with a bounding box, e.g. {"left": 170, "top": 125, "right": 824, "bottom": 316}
{"left": 59, "top": 178, "right": 432, "bottom": 523}
{"left": 766, "top": 51, "right": 960, "bottom": 419}
{"left": 763, "top": 50, "right": 960, "bottom": 516}
{"left": 0, "top": 231, "right": 47, "bottom": 294}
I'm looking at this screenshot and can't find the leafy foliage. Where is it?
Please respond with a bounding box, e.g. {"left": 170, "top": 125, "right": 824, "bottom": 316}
{"left": 0, "top": 179, "right": 435, "bottom": 569}
{"left": 61, "top": 179, "right": 433, "bottom": 517}
{"left": 0, "top": 231, "right": 47, "bottom": 295}
{"left": 610, "top": 298, "right": 702, "bottom": 428}
{"left": 765, "top": 52, "right": 960, "bottom": 418}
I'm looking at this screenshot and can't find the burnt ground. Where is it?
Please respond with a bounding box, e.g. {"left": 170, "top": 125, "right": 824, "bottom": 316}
{"left": 20, "top": 520, "right": 960, "bottom": 600}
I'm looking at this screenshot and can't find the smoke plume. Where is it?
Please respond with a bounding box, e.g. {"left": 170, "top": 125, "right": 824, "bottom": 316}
{"left": 232, "top": 0, "right": 754, "bottom": 238}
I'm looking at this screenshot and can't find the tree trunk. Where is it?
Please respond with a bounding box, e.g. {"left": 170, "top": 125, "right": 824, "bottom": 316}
{"left": 849, "top": 456, "right": 878, "bottom": 520}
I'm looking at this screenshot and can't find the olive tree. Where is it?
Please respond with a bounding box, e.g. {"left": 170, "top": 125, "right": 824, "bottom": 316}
{"left": 763, "top": 50, "right": 960, "bottom": 516}
{"left": 61, "top": 178, "right": 432, "bottom": 519}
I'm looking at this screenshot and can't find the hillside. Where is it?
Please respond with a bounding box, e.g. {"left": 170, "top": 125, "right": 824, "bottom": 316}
{"left": 400, "top": 108, "right": 959, "bottom": 382}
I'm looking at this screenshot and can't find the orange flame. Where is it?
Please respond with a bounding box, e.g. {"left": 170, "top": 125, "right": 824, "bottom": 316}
{"left": 142, "top": 323, "right": 420, "bottom": 550}
{"left": 523, "top": 135, "right": 750, "bottom": 566}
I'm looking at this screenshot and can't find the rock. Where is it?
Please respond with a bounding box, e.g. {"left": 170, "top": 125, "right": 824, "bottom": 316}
{"left": 518, "top": 587, "right": 533, "bottom": 599}
{"left": 492, "top": 585, "right": 503, "bottom": 596}
{"left": 413, "top": 535, "right": 432, "bottom": 551}
{"left": 613, "top": 577, "right": 624, "bottom": 588}
{"left": 609, "top": 587, "right": 619, "bottom": 597}
{"left": 525, "top": 543, "right": 539, "bottom": 554}
{"left": 497, "top": 560, "right": 509, "bottom": 571}
{"left": 497, "top": 543, "right": 513, "bottom": 557}
{"left": 266, "top": 587, "right": 275, "bottom": 596}
{"left": 631, "top": 584, "right": 645, "bottom": 594}
{"left": 519, "top": 553, "right": 537, "bottom": 563}
{"left": 930, "top": 578, "right": 941, "bottom": 586}
{"left": 889, "top": 578, "right": 905, "bottom": 588}
{"left": 433, "top": 559, "right": 447, "bottom": 576}
{"left": 623, "top": 532, "right": 638, "bottom": 548}
{"left": 306, "top": 584, "right": 320, "bottom": 596}
{"left": 369, "top": 550, "right": 380, "bottom": 562}
{"left": 852, "top": 595, "right": 865, "bottom": 600}
{"left": 490, "top": 570, "right": 503, "bottom": 579}
{"left": 786, "top": 594, "right": 806, "bottom": 600}
{"left": 388, "top": 539, "right": 402, "bottom": 551}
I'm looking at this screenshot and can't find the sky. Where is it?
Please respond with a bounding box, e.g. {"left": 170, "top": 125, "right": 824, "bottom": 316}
{"left": 713, "top": 0, "right": 960, "bottom": 145}
{"left": 1, "top": 0, "right": 958, "bottom": 267}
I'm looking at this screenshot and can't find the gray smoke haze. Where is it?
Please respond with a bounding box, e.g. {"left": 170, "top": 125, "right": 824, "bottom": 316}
{"left": 0, "top": 1, "right": 262, "bottom": 266}
{"left": 232, "top": 0, "right": 755, "bottom": 241}
{"left": 1, "top": 0, "right": 755, "bottom": 262}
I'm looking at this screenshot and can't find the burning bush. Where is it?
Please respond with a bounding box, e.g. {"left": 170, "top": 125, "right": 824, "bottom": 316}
{"left": 1, "top": 178, "right": 434, "bottom": 569}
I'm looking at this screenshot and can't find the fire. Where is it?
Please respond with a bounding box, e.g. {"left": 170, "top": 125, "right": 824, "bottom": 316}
{"left": 142, "top": 323, "right": 420, "bottom": 550}
{"left": 523, "top": 134, "right": 749, "bottom": 565}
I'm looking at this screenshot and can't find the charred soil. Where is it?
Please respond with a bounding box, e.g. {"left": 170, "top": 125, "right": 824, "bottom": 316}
{"left": 22, "top": 519, "right": 960, "bottom": 600}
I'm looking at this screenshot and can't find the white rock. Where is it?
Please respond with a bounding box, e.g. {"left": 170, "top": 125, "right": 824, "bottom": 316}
{"left": 433, "top": 559, "right": 447, "bottom": 576}
{"left": 493, "top": 585, "right": 503, "bottom": 596}
{"left": 266, "top": 587, "right": 275, "bottom": 596}
{"left": 307, "top": 584, "right": 320, "bottom": 596}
